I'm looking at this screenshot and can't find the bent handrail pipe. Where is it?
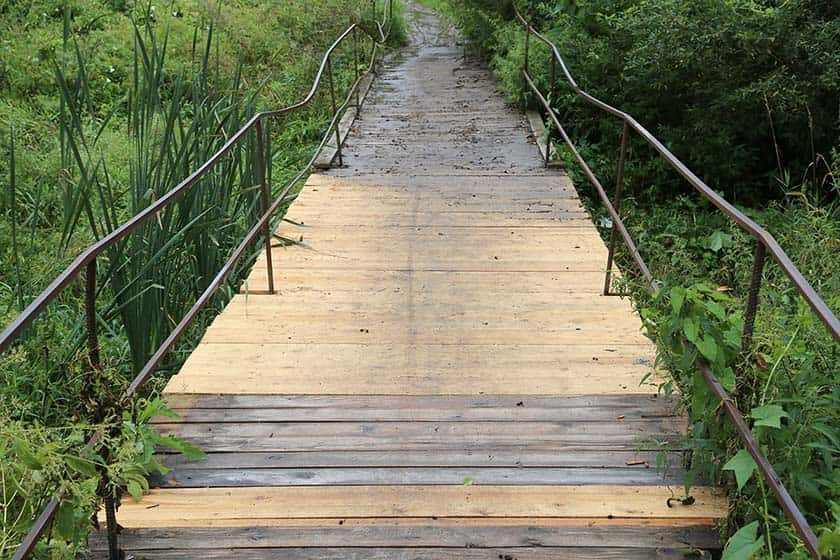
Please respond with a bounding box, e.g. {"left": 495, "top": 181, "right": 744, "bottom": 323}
{"left": 698, "top": 360, "right": 821, "bottom": 557}
{"left": 513, "top": 6, "right": 828, "bottom": 558}
{"left": 513, "top": 7, "right": 839, "bottom": 344}
{"left": 9, "top": 2, "right": 394, "bottom": 558}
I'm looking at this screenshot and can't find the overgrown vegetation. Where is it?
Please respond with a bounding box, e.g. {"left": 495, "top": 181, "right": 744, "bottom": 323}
{"left": 435, "top": 0, "right": 839, "bottom": 557}
{"left": 0, "top": 0, "right": 399, "bottom": 556}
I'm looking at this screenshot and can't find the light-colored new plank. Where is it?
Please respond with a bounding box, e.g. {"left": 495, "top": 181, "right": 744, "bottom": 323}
{"left": 253, "top": 226, "right": 611, "bottom": 272}
{"left": 164, "top": 342, "right": 658, "bottom": 395}
{"left": 106, "top": 485, "right": 727, "bottom": 527}
{"left": 239, "top": 269, "right": 619, "bottom": 296}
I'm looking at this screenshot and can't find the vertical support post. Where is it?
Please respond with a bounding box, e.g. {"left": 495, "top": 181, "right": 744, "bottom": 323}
{"left": 353, "top": 26, "right": 361, "bottom": 109}
{"left": 524, "top": 30, "right": 530, "bottom": 74}
{"left": 103, "top": 493, "right": 120, "bottom": 560}
{"left": 604, "top": 121, "right": 630, "bottom": 296}
{"left": 86, "top": 260, "right": 121, "bottom": 560}
{"left": 255, "top": 119, "right": 275, "bottom": 295}
{"left": 371, "top": 0, "right": 376, "bottom": 24}
{"left": 741, "top": 241, "right": 767, "bottom": 355}
{"left": 545, "top": 56, "right": 557, "bottom": 166}
{"left": 84, "top": 260, "right": 100, "bottom": 369}
{"left": 327, "top": 58, "right": 343, "bottom": 167}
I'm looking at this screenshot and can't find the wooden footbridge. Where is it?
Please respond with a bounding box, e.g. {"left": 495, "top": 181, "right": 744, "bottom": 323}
{"left": 10, "top": 1, "right": 839, "bottom": 559}
{"left": 90, "top": 4, "right": 728, "bottom": 558}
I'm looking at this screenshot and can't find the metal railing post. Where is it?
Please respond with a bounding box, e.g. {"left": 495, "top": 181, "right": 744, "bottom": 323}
{"left": 353, "top": 26, "right": 361, "bottom": 109}
{"left": 604, "top": 121, "right": 630, "bottom": 295}
{"left": 103, "top": 492, "right": 120, "bottom": 560}
{"left": 255, "top": 119, "right": 275, "bottom": 294}
{"left": 741, "top": 241, "right": 767, "bottom": 354}
{"left": 523, "top": 30, "right": 530, "bottom": 74}
{"left": 327, "top": 58, "right": 344, "bottom": 166}
{"left": 84, "top": 260, "right": 101, "bottom": 369}
{"left": 85, "top": 261, "right": 121, "bottom": 560}
{"left": 545, "top": 56, "right": 557, "bottom": 166}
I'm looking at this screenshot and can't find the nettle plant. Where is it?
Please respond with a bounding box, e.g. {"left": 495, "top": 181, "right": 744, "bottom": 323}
{"left": 642, "top": 283, "right": 814, "bottom": 558}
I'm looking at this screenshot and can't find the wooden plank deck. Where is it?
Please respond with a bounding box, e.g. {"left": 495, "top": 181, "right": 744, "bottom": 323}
{"left": 93, "top": 2, "right": 726, "bottom": 557}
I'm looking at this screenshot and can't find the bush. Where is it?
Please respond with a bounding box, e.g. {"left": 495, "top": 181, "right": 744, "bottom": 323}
{"left": 444, "top": 0, "right": 840, "bottom": 205}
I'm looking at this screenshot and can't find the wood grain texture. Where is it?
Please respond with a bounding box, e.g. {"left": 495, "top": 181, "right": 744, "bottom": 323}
{"left": 89, "top": 546, "right": 711, "bottom": 559}
{"left": 156, "top": 449, "right": 681, "bottom": 470}
{"left": 107, "top": 485, "right": 727, "bottom": 526}
{"left": 155, "top": 466, "right": 687, "bottom": 487}
{"left": 239, "top": 269, "right": 622, "bottom": 298}
{"left": 166, "top": 342, "right": 658, "bottom": 395}
{"left": 159, "top": 394, "right": 675, "bottom": 422}
{"left": 89, "top": 518, "right": 722, "bottom": 550}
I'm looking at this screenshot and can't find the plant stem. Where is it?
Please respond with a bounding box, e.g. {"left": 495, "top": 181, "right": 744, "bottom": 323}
{"left": 760, "top": 326, "right": 799, "bottom": 405}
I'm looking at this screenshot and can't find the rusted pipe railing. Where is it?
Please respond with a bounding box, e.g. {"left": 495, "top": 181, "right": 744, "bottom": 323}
{"left": 7, "top": 2, "right": 394, "bottom": 558}
{"left": 514, "top": 6, "right": 835, "bottom": 558}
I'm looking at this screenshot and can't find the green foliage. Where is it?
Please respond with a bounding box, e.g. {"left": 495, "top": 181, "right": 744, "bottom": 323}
{"left": 0, "top": 421, "right": 99, "bottom": 558}
{"left": 634, "top": 201, "right": 839, "bottom": 556}
{"left": 440, "top": 0, "right": 840, "bottom": 206}
{"left": 722, "top": 520, "right": 766, "bottom": 560}
{"left": 0, "top": 398, "right": 203, "bottom": 557}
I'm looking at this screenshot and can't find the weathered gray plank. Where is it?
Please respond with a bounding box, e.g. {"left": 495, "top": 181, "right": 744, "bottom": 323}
{"left": 159, "top": 395, "right": 677, "bottom": 423}
{"left": 89, "top": 546, "right": 711, "bottom": 559}
{"left": 162, "top": 394, "right": 675, "bottom": 411}
{"left": 161, "top": 407, "right": 673, "bottom": 423}
{"left": 89, "top": 523, "right": 721, "bottom": 550}
{"left": 155, "top": 419, "right": 683, "bottom": 437}
{"left": 153, "top": 420, "right": 683, "bottom": 452}
{"left": 156, "top": 449, "right": 681, "bottom": 469}
{"left": 155, "top": 466, "right": 685, "bottom": 487}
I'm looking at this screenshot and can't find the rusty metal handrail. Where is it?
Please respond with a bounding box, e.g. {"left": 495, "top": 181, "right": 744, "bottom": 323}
{"left": 514, "top": 6, "right": 833, "bottom": 558}
{"left": 8, "top": 2, "right": 394, "bottom": 558}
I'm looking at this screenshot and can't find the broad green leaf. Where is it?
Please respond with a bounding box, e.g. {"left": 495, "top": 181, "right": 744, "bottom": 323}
{"left": 13, "top": 441, "right": 42, "bottom": 470}
{"left": 708, "top": 230, "right": 725, "bottom": 252}
{"left": 722, "top": 521, "right": 764, "bottom": 560}
{"left": 55, "top": 503, "right": 77, "bottom": 541}
{"left": 751, "top": 404, "right": 789, "bottom": 429}
{"left": 704, "top": 300, "right": 727, "bottom": 321}
{"left": 127, "top": 480, "right": 144, "bottom": 501}
{"left": 723, "top": 327, "right": 741, "bottom": 350}
{"left": 723, "top": 449, "right": 757, "bottom": 491}
{"left": 708, "top": 231, "right": 732, "bottom": 253}
{"left": 695, "top": 335, "right": 718, "bottom": 362}
{"left": 682, "top": 316, "right": 699, "bottom": 343}
{"left": 670, "top": 287, "right": 686, "bottom": 314}
{"left": 64, "top": 454, "right": 99, "bottom": 478}
{"left": 716, "top": 367, "right": 736, "bottom": 392}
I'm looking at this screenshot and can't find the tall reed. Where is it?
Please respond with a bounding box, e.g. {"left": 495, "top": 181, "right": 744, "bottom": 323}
{"left": 56, "top": 13, "right": 263, "bottom": 374}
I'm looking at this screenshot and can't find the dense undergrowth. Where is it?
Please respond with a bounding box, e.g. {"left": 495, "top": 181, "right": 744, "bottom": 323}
{"left": 432, "top": 0, "right": 839, "bottom": 558}
{"left": 0, "top": 1, "right": 404, "bottom": 557}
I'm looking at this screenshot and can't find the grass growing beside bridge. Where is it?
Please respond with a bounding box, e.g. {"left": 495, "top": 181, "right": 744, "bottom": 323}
{"left": 0, "top": 0, "right": 404, "bottom": 556}
{"left": 437, "top": 0, "right": 839, "bottom": 557}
